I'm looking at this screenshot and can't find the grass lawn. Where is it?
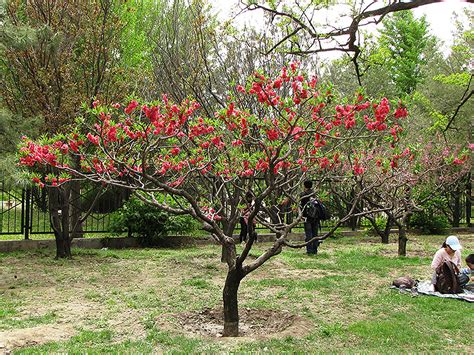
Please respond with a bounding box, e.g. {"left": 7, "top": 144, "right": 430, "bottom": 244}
{"left": 0, "top": 232, "right": 473, "bottom": 353}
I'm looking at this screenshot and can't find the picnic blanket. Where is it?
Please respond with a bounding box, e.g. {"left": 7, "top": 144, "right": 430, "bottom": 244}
{"left": 392, "top": 280, "right": 474, "bottom": 303}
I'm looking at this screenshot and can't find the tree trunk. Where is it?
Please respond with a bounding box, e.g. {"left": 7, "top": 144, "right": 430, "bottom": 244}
{"left": 70, "top": 179, "right": 84, "bottom": 238}
{"left": 70, "top": 156, "right": 84, "bottom": 238}
{"left": 222, "top": 267, "right": 243, "bottom": 337}
{"left": 49, "top": 186, "right": 72, "bottom": 259}
{"left": 54, "top": 228, "right": 72, "bottom": 258}
{"left": 397, "top": 215, "right": 408, "bottom": 256}
{"left": 365, "top": 213, "right": 391, "bottom": 244}
{"left": 381, "top": 215, "right": 394, "bottom": 244}
{"left": 398, "top": 226, "right": 407, "bottom": 256}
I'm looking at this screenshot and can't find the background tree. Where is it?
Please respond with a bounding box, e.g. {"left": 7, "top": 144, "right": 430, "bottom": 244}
{"left": 325, "top": 7, "right": 472, "bottom": 233}
{"left": 1, "top": 0, "right": 127, "bottom": 256}
{"left": 360, "top": 139, "right": 469, "bottom": 254}
{"left": 410, "top": 9, "right": 473, "bottom": 227}
{"left": 241, "top": 0, "right": 440, "bottom": 83}
{"left": 378, "top": 11, "right": 434, "bottom": 95}
{"left": 144, "top": 0, "right": 318, "bottom": 116}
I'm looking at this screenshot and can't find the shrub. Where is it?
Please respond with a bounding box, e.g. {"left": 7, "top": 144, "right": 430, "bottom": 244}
{"left": 409, "top": 212, "right": 450, "bottom": 234}
{"left": 109, "top": 197, "right": 200, "bottom": 246}
{"left": 365, "top": 215, "right": 388, "bottom": 234}
{"left": 409, "top": 195, "right": 451, "bottom": 234}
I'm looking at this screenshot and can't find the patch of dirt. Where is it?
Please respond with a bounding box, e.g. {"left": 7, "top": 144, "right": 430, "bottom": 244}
{"left": 106, "top": 309, "right": 147, "bottom": 341}
{"left": 0, "top": 324, "right": 75, "bottom": 354}
{"left": 156, "top": 307, "right": 312, "bottom": 338}
{"left": 0, "top": 298, "right": 147, "bottom": 354}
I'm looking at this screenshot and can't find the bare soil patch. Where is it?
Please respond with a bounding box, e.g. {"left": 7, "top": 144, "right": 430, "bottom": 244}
{"left": 156, "top": 307, "right": 312, "bottom": 338}
{"left": 0, "top": 324, "right": 75, "bottom": 354}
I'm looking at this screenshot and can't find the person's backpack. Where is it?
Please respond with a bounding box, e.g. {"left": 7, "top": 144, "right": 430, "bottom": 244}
{"left": 435, "top": 261, "right": 462, "bottom": 294}
{"left": 305, "top": 198, "right": 330, "bottom": 221}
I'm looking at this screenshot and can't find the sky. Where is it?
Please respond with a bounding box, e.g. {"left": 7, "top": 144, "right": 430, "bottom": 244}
{"left": 211, "top": 0, "right": 473, "bottom": 57}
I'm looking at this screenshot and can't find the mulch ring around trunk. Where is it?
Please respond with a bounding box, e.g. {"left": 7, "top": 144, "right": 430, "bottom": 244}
{"left": 155, "top": 307, "right": 313, "bottom": 338}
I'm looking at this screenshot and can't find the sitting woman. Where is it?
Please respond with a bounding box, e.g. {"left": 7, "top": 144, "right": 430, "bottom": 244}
{"left": 430, "top": 235, "right": 462, "bottom": 292}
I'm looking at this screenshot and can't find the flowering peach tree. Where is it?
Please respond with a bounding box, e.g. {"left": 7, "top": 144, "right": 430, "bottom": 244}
{"left": 19, "top": 62, "right": 460, "bottom": 336}
{"left": 349, "top": 139, "right": 470, "bottom": 254}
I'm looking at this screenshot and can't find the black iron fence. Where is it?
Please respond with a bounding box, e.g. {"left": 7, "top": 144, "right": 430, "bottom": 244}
{"left": 1, "top": 180, "right": 116, "bottom": 239}
{"left": 1, "top": 177, "right": 471, "bottom": 239}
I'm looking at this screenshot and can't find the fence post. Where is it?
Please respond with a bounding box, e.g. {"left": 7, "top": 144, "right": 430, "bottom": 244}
{"left": 24, "top": 188, "right": 31, "bottom": 240}
{"left": 21, "top": 188, "right": 25, "bottom": 236}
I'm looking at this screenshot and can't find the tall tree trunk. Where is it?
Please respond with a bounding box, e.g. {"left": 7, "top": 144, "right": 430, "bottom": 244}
{"left": 222, "top": 267, "right": 243, "bottom": 337}
{"left": 466, "top": 173, "right": 472, "bottom": 227}
{"left": 452, "top": 186, "right": 461, "bottom": 228}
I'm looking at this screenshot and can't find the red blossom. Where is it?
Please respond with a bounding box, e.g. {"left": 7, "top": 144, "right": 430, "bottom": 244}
{"left": 226, "top": 102, "right": 235, "bottom": 117}
{"left": 290, "top": 61, "right": 299, "bottom": 72}
{"left": 170, "top": 147, "right": 181, "bottom": 156}
{"left": 309, "top": 76, "right": 318, "bottom": 88}
{"left": 256, "top": 158, "right": 269, "bottom": 171}
{"left": 394, "top": 106, "right": 408, "bottom": 118}
{"left": 124, "top": 100, "right": 139, "bottom": 114}
{"left": 374, "top": 98, "right": 391, "bottom": 122}
{"left": 353, "top": 159, "right": 364, "bottom": 175}
{"left": 87, "top": 132, "right": 99, "bottom": 146}
{"left": 69, "top": 140, "right": 79, "bottom": 153}
{"left": 107, "top": 126, "right": 118, "bottom": 142}
{"left": 290, "top": 126, "right": 304, "bottom": 140}
{"left": 319, "top": 157, "right": 330, "bottom": 169}
{"left": 266, "top": 129, "right": 279, "bottom": 141}
{"left": 273, "top": 79, "right": 282, "bottom": 89}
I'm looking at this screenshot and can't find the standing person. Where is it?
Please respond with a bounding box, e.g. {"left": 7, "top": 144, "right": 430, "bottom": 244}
{"left": 430, "top": 235, "right": 462, "bottom": 291}
{"left": 239, "top": 192, "right": 257, "bottom": 244}
{"left": 300, "top": 180, "right": 320, "bottom": 255}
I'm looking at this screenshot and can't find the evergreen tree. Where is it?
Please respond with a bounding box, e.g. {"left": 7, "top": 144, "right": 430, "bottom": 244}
{"left": 379, "top": 11, "right": 435, "bottom": 95}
